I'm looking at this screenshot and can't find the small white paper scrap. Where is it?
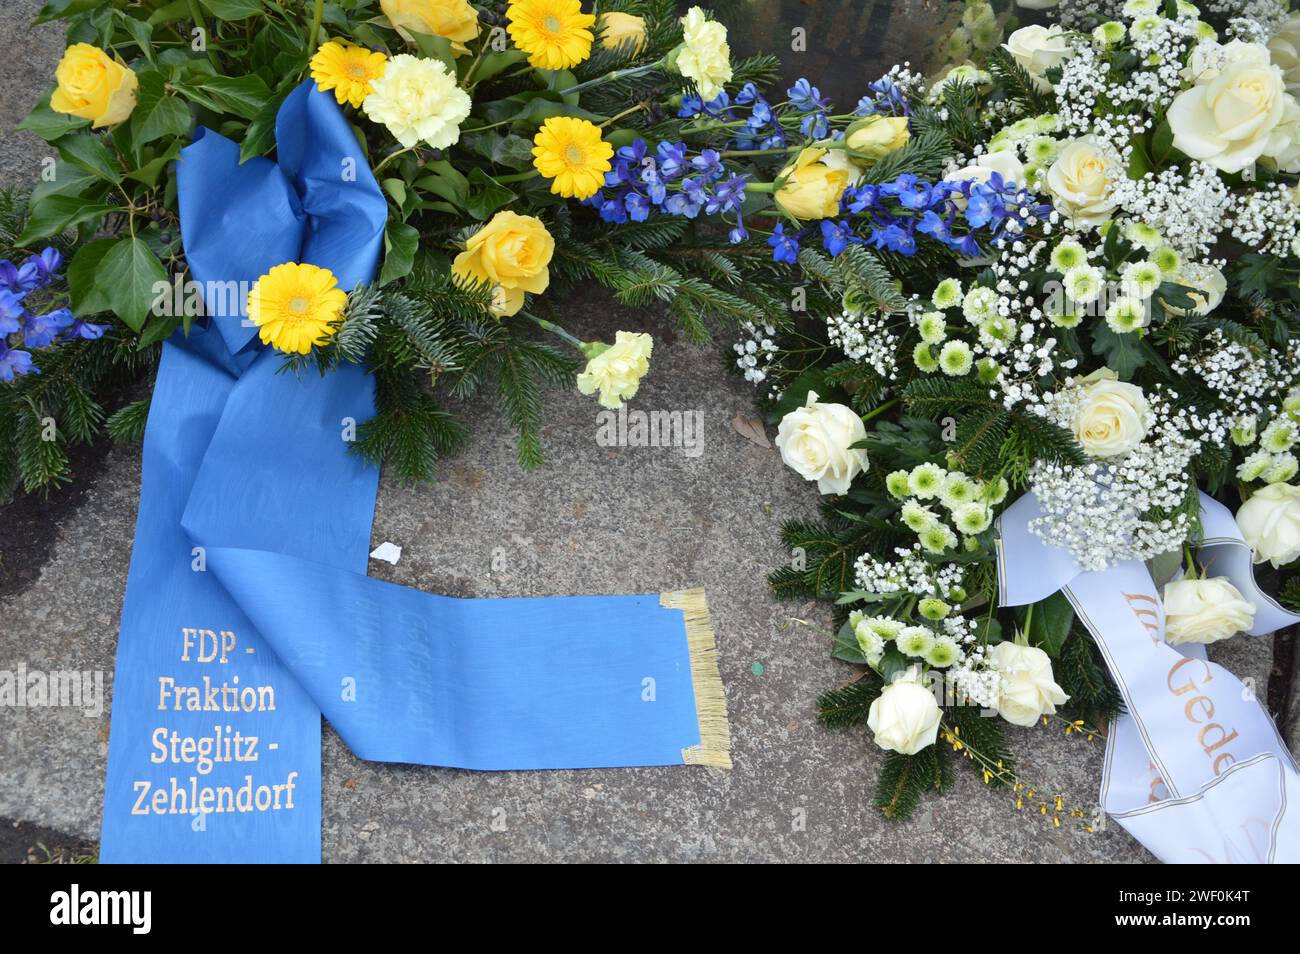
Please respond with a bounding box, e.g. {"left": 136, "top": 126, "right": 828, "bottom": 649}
{"left": 369, "top": 541, "right": 402, "bottom": 564}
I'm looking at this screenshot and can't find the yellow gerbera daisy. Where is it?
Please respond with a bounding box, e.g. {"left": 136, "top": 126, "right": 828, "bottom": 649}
{"left": 506, "top": 0, "right": 597, "bottom": 70}
{"left": 310, "top": 41, "right": 387, "bottom": 109}
{"left": 532, "top": 116, "right": 613, "bottom": 200}
{"left": 246, "top": 263, "right": 348, "bottom": 355}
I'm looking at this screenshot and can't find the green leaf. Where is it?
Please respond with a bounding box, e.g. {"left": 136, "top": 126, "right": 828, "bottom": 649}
{"left": 460, "top": 132, "right": 535, "bottom": 171}
{"left": 415, "top": 159, "right": 470, "bottom": 208}
{"left": 67, "top": 238, "right": 119, "bottom": 315}
{"left": 239, "top": 83, "right": 293, "bottom": 163}
{"left": 831, "top": 620, "right": 867, "bottom": 664}
{"left": 100, "top": 237, "right": 168, "bottom": 332}
{"left": 126, "top": 139, "right": 183, "bottom": 187}
{"left": 131, "top": 71, "right": 192, "bottom": 146}
{"left": 30, "top": 159, "right": 103, "bottom": 205}
{"left": 1017, "top": 591, "right": 1074, "bottom": 657}
{"left": 200, "top": 0, "right": 264, "bottom": 19}
{"left": 378, "top": 222, "right": 419, "bottom": 287}
{"left": 176, "top": 74, "right": 272, "bottom": 120}
{"left": 1150, "top": 120, "right": 1175, "bottom": 166}
{"left": 466, "top": 49, "right": 527, "bottom": 83}
{"left": 1091, "top": 321, "right": 1149, "bottom": 379}
{"left": 33, "top": 0, "right": 102, "bottom": 24}
{"left": 464, "top": 168, "right": 514, "bottom": 220}
{"left": 53, "top": 131, "right": 122, "bottom": 183}
{"left": 17, "top": 96, "right": 88, "bottom": 140}
{"left": 409, "top": 31, "right": 456, "bottom": 71}
{"left": 16, "top": 195, "right": 116, "bottom": 246}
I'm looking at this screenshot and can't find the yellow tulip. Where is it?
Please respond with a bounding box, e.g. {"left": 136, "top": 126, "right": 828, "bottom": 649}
{"left": 775, "top": 148, "right": 850, "bottom": 221}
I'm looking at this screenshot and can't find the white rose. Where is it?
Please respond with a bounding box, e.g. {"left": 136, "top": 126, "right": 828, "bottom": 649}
{"left": 1003, "top": 24, "right": 1069, "bottom": 92}
{"left": 1162, "top": 577, "right": 1256, "bottom": 646}
{"left": 1268, "top": 17, "right": 1300, "bottom": 95}
{"left": 1044, "top": 137, "right": 1120, "bottom": 227}
{"left": 1236, "top": 482, "right": 1300, "bottom": 567}
{"left": 949, "top": 149, "right": 1029, "bottom": 191}
{"left": 866, "top": 671, "right": 943, "bottom": 755}
{"left": 989, "top": 642, "right": 1069, "bottom": 727}
{"left": 1164, "top": 262, "right": 1227, "bottom": 316}
{"left": 1072, "top": 368, "right": 1151, "bottom": 458}
{"left": 1168, "top": 43, "right": 1298, "bottom": 174}
{"left": 774, "top": 390, "right": 869, "bottom": 495}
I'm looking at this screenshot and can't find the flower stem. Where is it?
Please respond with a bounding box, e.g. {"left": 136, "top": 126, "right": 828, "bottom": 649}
{"left": 523, "top": 311, "right": 585, "bottom": 352}
{"left": 373, "top": 145, "right": 415, "bottom": 175}
{"left": 600, "top": 103, "right": 648, "bottom": 128}
{"left": 562, "top": 60, "right": 663, "bottom": 98}
{"left": 860, "top": 398, "right": 899, "bottom": 424}
{"left": 307, "top": 0, "right": 323, "bottom": 53}
{"left": 186, "top": 0, "right": 221, "bottom": 70}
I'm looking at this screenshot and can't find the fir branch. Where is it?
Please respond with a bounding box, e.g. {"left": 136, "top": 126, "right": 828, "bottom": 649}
{"left": 106, "top": 398, "right": 151, "bottom": 443}
{"left": 816, "top": 674, "right": 884, "bottom": 729}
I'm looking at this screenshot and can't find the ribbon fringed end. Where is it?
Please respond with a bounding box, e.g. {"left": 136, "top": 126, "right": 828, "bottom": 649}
{"left": 662, "top": 588, "right": 733, "bottom": 769}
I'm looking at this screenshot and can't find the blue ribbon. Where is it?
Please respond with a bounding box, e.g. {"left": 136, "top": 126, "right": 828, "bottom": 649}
{"left": 100, "top": 83, "right": 726, "bottom": 863}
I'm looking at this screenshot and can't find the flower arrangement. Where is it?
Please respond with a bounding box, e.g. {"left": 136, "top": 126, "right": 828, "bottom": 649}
{"left": 4, "top": 0, "right": 787, "bottom": 492}
{"left": 658, "top": 0, "right": 1296, "bottom": 821}
{"left": 5, "top": 0, "right": 1300, "bottom": 838}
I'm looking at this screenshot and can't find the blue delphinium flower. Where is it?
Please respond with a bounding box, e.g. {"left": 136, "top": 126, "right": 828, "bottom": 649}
{"left": 820, "top": 219, "right": 861, "bottom": 257}
{"left": 0, "top": 289, "right": 24, "bottom": 335}
{"left": 23, "top": 307, "right": 74, "bottom": 349}
{"left": 1, "top": 247, "right": 103, "bottom": 381}
{"left": 0, "top": 342, "right": 36, "bottom": 382}
{"left": 768, "top": 223, "right": 801, "bottom": 264}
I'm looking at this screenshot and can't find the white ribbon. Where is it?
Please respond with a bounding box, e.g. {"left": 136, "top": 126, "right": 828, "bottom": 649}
{"left": 997, "top": 492, "right": 1300, "bottom": 863}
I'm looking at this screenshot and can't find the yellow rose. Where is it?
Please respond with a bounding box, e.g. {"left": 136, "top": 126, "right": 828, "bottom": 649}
{"left": 451, "top": 211, "right": 554, "bottom": 317}
{"left": 49, "top": 43, "right": 138, "bottom": 128}
{"left": 576, "top": 331, "right": 653, "bottom": 409}
{"left": 846, "top": 116, "right": 910, "bottom": 161}
{"left": 775, "top": 148, "right": 850, "bottom": 221}
{"left": 599, "top": 11, "right": 647, "bottom": 55}
{"left": 381, "top": 0, "right": 480, "bottom": 54}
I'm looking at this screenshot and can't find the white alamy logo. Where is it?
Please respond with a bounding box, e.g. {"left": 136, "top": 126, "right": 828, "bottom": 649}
{"left": 49, "top": 885, "right": 151, "bottom": 934}
{"left": 595, "top": 407, "right": 705, "bottom": 458}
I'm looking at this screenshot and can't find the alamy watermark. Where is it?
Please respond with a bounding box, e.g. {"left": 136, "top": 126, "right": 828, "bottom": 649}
{"left": 595, "top": 406, "right": 704, "bottom": 458}
{"left": 0, "top": 664, "right": 104, "bottom": 718}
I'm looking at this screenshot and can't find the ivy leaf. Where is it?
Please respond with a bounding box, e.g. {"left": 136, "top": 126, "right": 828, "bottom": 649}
{"left": 53, "top": 131, "right": 122, "bottom": 183}
{"left": 125, "top": 139, "right": 183, "bottom": 188}
{"left": 378, "top": 222, "right": 419, "bottom": 287}
{"left": 30, "top": 159, "right": 103, "bottom": 205}
{"left": 131, "top": 71, "right": 192, "bottom": 146}
{"left": 414, "top": 159, "right": 470, "bottom": 208}
{"left": 100, "top": 237, "right": 167, "bottom": 332}
{"left": 464, "top": 168, "right": 514, "bottom": 220}
{"left": 239, "top": 82, "right": 293, "bottom": 164}
{"left": 32, "top": 0, "right": 102, "bottom": 24}
{"left": 17, "top": 96, "right": 88, "bottom": 140}
{"left": 16, "top": 195, "right": 116, "bottom": 246}
{"left": 200, "top": 0, "right": 264, "bottom": 19}
{"left": 176, "top": 74, "right": 272, "bottom": 120}
{"left": 67, "top": 238, "right": 119, "bottom": 314}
